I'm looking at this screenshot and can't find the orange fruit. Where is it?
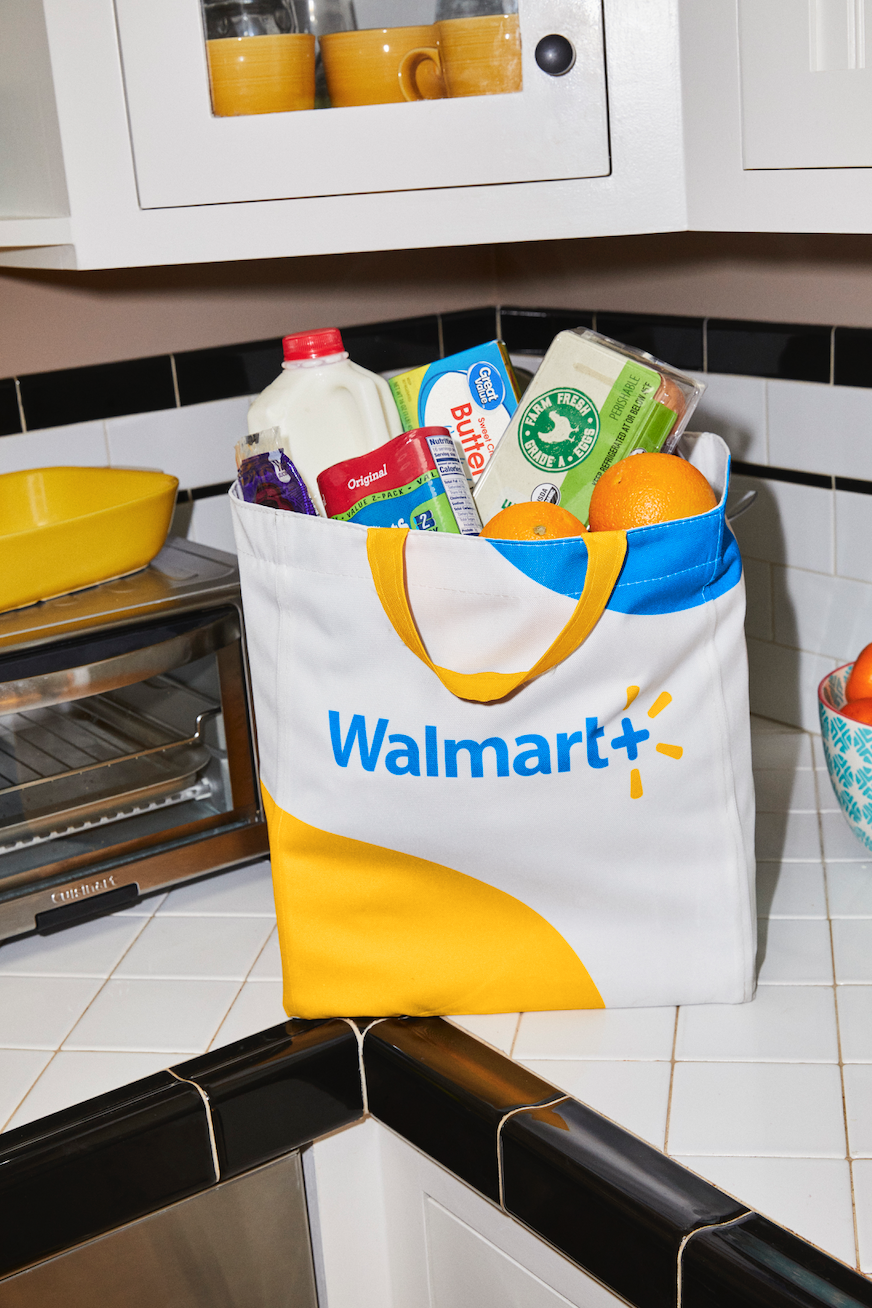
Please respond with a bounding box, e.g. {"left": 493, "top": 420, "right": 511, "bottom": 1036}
{"left": 839, "top": 697, "right": 872, "bottom": 727}
{"left": 588, "top": 452, "right": 718, "bottom": 531}
{"left": 480, "top": 501, "right": 586, "bottom": 541}
{"left": 846, "top": 643, "right": 872, "bottom": 702}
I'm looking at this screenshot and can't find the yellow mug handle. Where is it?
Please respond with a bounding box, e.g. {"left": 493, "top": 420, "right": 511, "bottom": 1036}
{"left": 399, "top": 46, "right": 446, "bottom": 101}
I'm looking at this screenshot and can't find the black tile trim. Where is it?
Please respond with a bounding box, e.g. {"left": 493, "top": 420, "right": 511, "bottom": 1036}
{"left": 173, "top": 1019, "right": 363, "bottom": 1179}
{"left": 0, "top": 1015, "right": 865, "bottom": 1308}
{"left": 5, "top": 308, "right": 872, "bottom": 436}
{"left": 731, "top": 460, "right": 833, "bottom": 490}
{"left": 835, "top": 474, "right": 872, "bottom": 496}
{"left": 191, "top": 480, "right": 233, "bottom": 500}
{"left": 681, "top": 1212, "right": 872, "bottom": 1308}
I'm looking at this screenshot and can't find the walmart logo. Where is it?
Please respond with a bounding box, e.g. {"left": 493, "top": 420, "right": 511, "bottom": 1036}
{"left": 329, "top": 689, "right": 682, "bottom": 797}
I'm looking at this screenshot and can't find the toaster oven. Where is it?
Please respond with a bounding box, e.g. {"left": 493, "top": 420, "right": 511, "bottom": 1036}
{"left": 0, "top": 537, "right": 268, "bottom": 941}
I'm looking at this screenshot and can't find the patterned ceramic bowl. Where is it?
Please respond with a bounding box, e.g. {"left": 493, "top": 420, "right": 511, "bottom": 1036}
{"left": 818, "top": 663, "right": 872, "bottom": 854}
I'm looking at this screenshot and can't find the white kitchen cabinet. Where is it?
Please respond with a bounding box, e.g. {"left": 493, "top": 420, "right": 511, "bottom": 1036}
{"left": 304, "top": 1118, "right": 627, "bottom": 1308}
{"left": 681, "top": 0, "right": 872, "bottom": 234}
{"left": 738, "top": 0, "right": 872, "bottom": 169}
{"left": 0, "top": 0, "right": 685, "bottom": 269}
{"left": 7, "top": 0, "right": 872, "bottom": 272}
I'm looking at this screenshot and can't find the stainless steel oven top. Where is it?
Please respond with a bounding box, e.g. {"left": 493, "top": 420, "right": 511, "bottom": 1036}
{"left": 0, "top": 538, "right": 240, "bottom": 658}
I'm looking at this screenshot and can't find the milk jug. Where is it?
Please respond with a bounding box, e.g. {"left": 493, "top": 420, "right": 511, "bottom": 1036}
{"left": 247, "top": 328, "right": 403, "bottom": 514}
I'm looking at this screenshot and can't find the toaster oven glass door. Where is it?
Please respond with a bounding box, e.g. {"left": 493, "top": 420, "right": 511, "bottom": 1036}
{"left": 0, "top": 606, "right": 261, "bottom": 914}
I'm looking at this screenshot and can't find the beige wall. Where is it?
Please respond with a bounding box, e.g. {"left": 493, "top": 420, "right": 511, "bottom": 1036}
{"left": 5, "top": 232, "right": 872, "bottom": 377}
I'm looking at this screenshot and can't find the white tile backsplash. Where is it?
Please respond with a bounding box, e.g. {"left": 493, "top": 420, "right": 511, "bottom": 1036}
{"left": 742, "top": 556, "right": 773, "bottom": 642}
{"left": 854, "top": 1160, "right": 872, "bottom": 1272}
{"left": 188, "top": 493, "right": 237, "bottom": 555}
{"left": 831, "top": 919, "right": 872, "bottom": 984}
{"left": 772, "top": 566, "right": 872, "bottom": 664}
{"left": 731, "top": 476, "right": 834, "bottom": 576}
{"left": 688, "top": 372, "right": 768, "bottom": 464}
{"left": 768, "top": 378, "right": 872, "bottom": 482}
{"left": 746, "top": 638, "right": 837, "bottom": 734}
{"left": 835, "top": 489, "right": 872, "bottom": 584}
{"left": 105, "top": 396, "right": 246, "bottom": 490}
{"left": 0, "top": 421, "right": 108, "bottom": 475}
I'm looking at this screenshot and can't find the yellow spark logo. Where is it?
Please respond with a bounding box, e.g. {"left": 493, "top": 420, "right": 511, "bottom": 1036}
{"left": 623, "top": 685, "right": 683, "bottom": 799}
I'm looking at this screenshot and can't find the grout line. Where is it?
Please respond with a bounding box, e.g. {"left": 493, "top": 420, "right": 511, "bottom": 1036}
{"left": 663, "top": 1006, "right": 681, "bottom": 1155}
{"left": 13, "top": 378, "right": 26, "bottom": 433}
{"left": 169, "top": 355, "right": 181, "bottom": 408}
{"left": 677, "top": 1210, "right": 750, "bottom": 1308}
{"left": 0, "top": 912, "right": 156, "bottom": 1134}
{"left": 203, "top": 921, "right": 276, "bottom": 1053}
{"left": 813, "top": 757, "right": 862, "bottom": 1270}
{"left": 168, "top": 1069, "right": 221, "bottom": 1182}
{"left": 495, "top": 1096, "right": 568, "bottom": 1209}
{"left": 0, "top": 1050, "right": 56, "bottom": 1134}
{"left": 340, "top": 1017, "right": 388, "bottom": 1116}
{"left": 702, "top": 317, "right": 709, "bottom": 374}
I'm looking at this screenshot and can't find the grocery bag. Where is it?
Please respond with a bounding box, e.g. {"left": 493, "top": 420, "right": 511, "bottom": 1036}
{"left": 230, "top": 432, "right": 755, "bottom": 1017}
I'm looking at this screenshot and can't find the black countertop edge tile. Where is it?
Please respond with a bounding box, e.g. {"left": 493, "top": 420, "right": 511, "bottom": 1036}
{"left": 173, "top": 336, "right": 283, "bottom": 406}
{"left": 501, "top": 1097, "right": 747, "bottom": 1308}
{"left": 190, "top": 479, "right": 234, "bottom": 501}
{"left": 172, "top": 1019, "right": 364, "bottom": 1178}
{"left": 17, "top": 355, "right": 177, "bottom": 431}
{"left": 0, "top": 1070, "right": 180, "bottom": 1159}
{"left": 363, "top": 1017, "right": 561, "bottom": 1203}
{"left": 0, "top": 377, "right": 22, "bottom": 436}
{"left": 440, "top": 307, "right": 500, "bottom": 356}
{"left": 835, "top": 474, "right": 872, "bottom": 496}
{"left": 597, "top": 311, "right": 705, "bottom": 372}
{"left": 833, "top": 326, "right": 872, "bottom": 389}
{"left": 706, "top": 318, "right": 832, "bottom": 383}
{"left": 681, "top": 1213, "right": 872, "bottom": 1308}
{"left": 0, "top": 1075, "right": 214, "bottom": 1279}
{"left": 731, "top": 461, "right": 833, "bottom": 491}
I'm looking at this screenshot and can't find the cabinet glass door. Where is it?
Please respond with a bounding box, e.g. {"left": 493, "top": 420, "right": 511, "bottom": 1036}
{"left": 114, "top": 0, "right": 608, "bottom": 206}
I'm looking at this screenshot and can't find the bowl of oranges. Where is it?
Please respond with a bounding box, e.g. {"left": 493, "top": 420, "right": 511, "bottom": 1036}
{"left": 819, "top": 644, "right": 872, "bottom": 854}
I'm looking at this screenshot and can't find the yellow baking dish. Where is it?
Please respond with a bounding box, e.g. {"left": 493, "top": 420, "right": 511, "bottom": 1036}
{"left": 0, "top": 466, "right": 179, "bottom": 613}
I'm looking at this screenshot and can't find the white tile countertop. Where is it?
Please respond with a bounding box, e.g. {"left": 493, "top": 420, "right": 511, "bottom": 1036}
{"left": 1, "top": 716, "right": 870, "bottom": 1278}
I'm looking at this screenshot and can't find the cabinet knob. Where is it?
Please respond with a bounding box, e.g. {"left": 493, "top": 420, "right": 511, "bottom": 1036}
{"left": 534, "top": 34, "right": 576, "bottom": 77}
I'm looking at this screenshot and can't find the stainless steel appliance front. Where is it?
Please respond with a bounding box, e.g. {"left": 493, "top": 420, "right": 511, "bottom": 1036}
{"left": 0, "top": 538, "right": 268, "bottom": 941}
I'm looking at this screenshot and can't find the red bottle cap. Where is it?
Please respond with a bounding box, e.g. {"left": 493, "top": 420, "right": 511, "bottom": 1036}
{"left": 282, "top": 328, "right": 345, "bottom": 362}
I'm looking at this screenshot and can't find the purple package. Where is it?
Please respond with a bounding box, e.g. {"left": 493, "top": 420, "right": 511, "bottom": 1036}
{"left": 238, "top": 449, "right": 317, "bottom": 515}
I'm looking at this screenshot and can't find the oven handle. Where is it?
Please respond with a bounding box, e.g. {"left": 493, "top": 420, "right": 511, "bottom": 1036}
{"left": 0, "top": 611, "right": 240, "bottom": 714}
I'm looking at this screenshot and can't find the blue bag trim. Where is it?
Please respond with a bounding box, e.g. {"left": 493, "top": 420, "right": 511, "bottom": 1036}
{"left": 485, "top": 504, "right": 742, "bottom": 615}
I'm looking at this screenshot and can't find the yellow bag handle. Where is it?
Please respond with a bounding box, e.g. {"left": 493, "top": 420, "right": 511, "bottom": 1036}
{"left": 366, "top": 527, "right": 628, "bottom": 704}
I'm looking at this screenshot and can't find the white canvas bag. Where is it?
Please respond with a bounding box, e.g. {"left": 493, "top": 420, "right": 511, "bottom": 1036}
{"left": 230, "top": 431, "right": 756, "bottom": 1017}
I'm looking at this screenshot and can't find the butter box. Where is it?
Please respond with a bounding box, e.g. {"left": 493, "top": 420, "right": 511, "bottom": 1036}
{"left": 472, "top": 329, "right": 705, "bottom": 527}
{"left": 389, "top": 340, "right": 521, "bottom": 487}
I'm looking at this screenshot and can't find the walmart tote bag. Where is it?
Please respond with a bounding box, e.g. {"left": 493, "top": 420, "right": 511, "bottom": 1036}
{"left": 230, "top": 431, "right": 756, "bottom": 1017}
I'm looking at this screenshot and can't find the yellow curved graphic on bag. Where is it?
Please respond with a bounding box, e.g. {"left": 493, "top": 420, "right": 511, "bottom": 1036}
{"left": 262, "top": 787, "right": 604, "bottom": 1018}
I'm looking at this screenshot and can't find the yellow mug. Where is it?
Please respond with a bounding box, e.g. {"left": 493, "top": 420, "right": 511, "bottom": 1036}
{"left": 207, "top": 33, "right": 316, "bottom": 116}
{"left": 320, "top": 26, "right": 446, "bottom": 108}
{"left": 399, "top": 15, "right": 522, "bottom": 101}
